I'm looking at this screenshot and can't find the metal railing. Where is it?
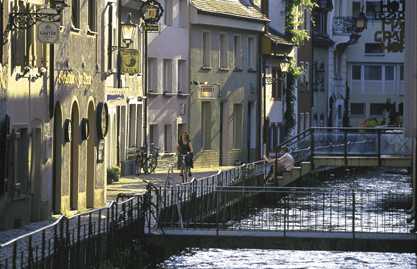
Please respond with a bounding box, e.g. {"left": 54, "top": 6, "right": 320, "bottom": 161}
{"left": 273, "top": 127, "right": 412, "bottom": 165}
{"left": 0, "top": 195, "right": 146, "bottom": 269}
{"left": 158, "top": 186, "right": 413, "bottom": 235}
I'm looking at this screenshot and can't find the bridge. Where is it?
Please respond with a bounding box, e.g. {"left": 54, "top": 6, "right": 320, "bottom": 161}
{"left": 0, "top": 128, "right": 415, "bottom": 268}
{"left": 269, "top": 127, "right": 412, "bottom": 185}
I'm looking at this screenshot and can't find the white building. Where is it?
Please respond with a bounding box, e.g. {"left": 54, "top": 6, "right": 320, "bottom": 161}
{"left": 313, "top": 0, "right": 405, "bottom": 127}
{"left": 147, "top": 0, "right": 189, "bottom": 158}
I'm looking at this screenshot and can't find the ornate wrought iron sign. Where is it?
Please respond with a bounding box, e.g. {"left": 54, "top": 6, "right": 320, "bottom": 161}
{"left": 374, "top": 0, "right": 405, "bottom": 52}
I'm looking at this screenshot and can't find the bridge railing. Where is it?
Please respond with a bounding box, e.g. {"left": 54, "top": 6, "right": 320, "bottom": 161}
{"left": 273, "top": 127, "right": 412, "bottom": 164}
{"left": 158, "top": 185, "right": 413, "bottom": 235}
{"left": 0, "top": 195, "right": 146, "bottom": 269}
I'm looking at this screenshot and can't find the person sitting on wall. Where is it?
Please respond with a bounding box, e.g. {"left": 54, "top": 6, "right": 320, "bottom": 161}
{"left": 264, "top": 146, "right": 295, "bottom": 179}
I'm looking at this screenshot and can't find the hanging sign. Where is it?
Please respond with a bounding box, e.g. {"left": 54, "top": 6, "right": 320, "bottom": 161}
{"left": 374, "top": 0, "right": 405, "bottom": 52}
{"left": 199, "top": 85, "right": 216, "bottom": 99}
{"left": 120, "top": 49, "right": 141, "bottom": 75}
{"left": 144, "top": 23, "right": 160, "bottom": 32}
{"left": 37, "top": 22, "right": 60, "bottom": 44}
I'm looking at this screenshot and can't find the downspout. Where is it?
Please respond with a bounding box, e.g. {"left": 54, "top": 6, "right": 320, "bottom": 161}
{"left": 258, "top": 32, "right": 264, "bottom": 159}
{"left": 143, "top": 29, "right": 148, "bottom": 148}
{"left": 117, "top": 0, "right": 122, "bottom": 88}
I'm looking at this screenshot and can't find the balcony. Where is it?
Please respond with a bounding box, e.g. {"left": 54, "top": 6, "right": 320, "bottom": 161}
{"left": 333, "top": 17, "right": 355, "bottom": 36}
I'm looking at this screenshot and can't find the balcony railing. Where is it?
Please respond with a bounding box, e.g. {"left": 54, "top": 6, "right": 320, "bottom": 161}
{"left": 333, "top": 16, "right": 355, "bottom": 35}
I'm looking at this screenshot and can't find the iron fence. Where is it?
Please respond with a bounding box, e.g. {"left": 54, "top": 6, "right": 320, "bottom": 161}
{"left": 0, "top": 195, "right": 146, "bottom": 269}
{"left": 157, "top": 186, "right": 413, "bottom": 235}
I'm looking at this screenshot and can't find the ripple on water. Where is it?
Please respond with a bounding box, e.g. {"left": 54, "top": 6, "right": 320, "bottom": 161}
{"left": 159, "top": 249, "right": 416, "bottom": 269}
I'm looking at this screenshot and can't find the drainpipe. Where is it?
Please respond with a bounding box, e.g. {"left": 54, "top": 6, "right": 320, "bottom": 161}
{"left": 219, "top": 100, "right": 223, "bottom": 165}
{"left": 257, "top": 31, "right": 264, "bottom": 160}
{"left": 117, "top": 0, "right": 122, "bottom": 89}
{"left": 143, "top": 29, "right": 148, "bottom": 148}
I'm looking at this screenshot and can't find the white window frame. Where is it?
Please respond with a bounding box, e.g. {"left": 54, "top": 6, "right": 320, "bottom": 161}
{"left": 148, "top": 57, "right": 158, "bottom": 92}
{"left": 164, "top": 0, "right": 173, "bottom": 26}
{"left": 247, "top": 36, "right": 256, "bottom": 70}
{"left": 163, "top": 59, "right": 173, "bottom": 93}
{"left": 177, "top": 59, "right": 186, "bottom": 93}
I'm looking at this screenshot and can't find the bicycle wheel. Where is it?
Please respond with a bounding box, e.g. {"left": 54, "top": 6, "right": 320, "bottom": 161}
{"left": 142, "top": 158, "right": 150, "bottom": 175}
{"left": 148, "top": 157, "right": 158, "bottom": 173}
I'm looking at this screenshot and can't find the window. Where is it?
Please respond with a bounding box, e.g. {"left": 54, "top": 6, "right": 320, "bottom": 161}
{"left": 107, "top": 5, "right": 114, "bottom": 70}
{"left": 149, "top": 124, "right": 159, "bottom": 146}
{"left": 400, "top": 64, "right": 404, "bottom": 80}
{"left": 163, "top": 59, "right": 173, "bottom": 93}
{"left": 352, "top": 1, "right": 361, "bottom": 17}
{"left": 219, "top": 33, "right": 228, "bottom": 69}
{"left": 164, "top": 0, "right": 173, "bottom": 26}
{"left": 313, "top": 13, "right": 327, "bottom": 34}
{"left": 233, "top": 104, "right": 243, "bottom": 149}
{"left": 177, "top": 60, "right": 186, "bottom": 93}
{"left": 370, "top": 103, "right": 387, "bottom": 115}
{"left": 202, "top": 32, "right": 210, "bottom": 67}
{"left": 366, "top": 1, "right": 381, "bottom": 19}
{"left": 352, "top": 65, "right": 362, "bottom": 80}
{"left": 399, "top": 103, "right": 404, "bottom": 115}
{"left": 385, "top": 65, "right": 395, "bottom": 80}
{"left": 364, "top": 65, "right": 382, "bottom": 80}
{"left": 148, "top": 58, "right": 158, "bottom": 92}
{"left": 351, "top": 103, "right": 365, "bottom": 115}
{"left": 201, "top": 102, "right": 212, "bottom": 149}
{"left": 88, "top": 0, "right": 96, "bottom": 32}
{"left": 365, "top": 43, "right": 384, "bottom": 54}
{"left": 164, "top": 124, "right": 173, "bottom": 153}
{"left": 136, "top": 105, "right": 142, "bottom": 147}
{"left": 247, "top": 37, "right": 255, "bottom": 69}
{"left": 233, "top": 35, "right": 241, "bottom": 69}
{"left": 129, "top": 104, "right": 137, "bottom": 147}
{"left": 271, "top": 67, "right": 281, "bottom": 100}
{"left": 179, "top": 0, "right": 187, "bottom": 27}
{"left": 71, "top": 0, "right": 80, "bottom": 29}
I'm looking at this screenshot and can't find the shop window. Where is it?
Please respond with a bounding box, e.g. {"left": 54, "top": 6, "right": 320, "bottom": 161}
{"left": 149, "top": 124, "right": 159, "bottom": 147}
{"left": 370, "top": 103, "right": 386, "bottom": 115}
{"left": 201, "top": 102, "right": 212, "bottom": 149}
{"left": 164, "top": 124, "right": 173, "bottom": 153}
{"left": 71, "top": 0, "right": 80, "bottom": 29}
{"left": 88, "top": 0, "right": 96, "bottom": 32}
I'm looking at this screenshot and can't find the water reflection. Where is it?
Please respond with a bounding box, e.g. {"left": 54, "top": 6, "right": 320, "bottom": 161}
{"left": 159, "top": 248, "right": 416, "bottom": 269}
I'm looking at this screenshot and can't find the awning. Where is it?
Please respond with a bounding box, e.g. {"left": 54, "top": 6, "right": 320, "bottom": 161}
{"left": 405, "top": 0, "right": 417, "bottom": 137}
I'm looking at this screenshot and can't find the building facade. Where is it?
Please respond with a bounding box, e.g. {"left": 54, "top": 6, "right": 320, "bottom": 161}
{"left": 147, "top": 0, "right": 189, "bottom": 160}
{"left": 314, "top": 0, "right": 405, "bottom": 127}
{"left": 0, "top": 0, "right": 115, "bottom": 229}
{"left": 189, "top": 0, "right": 266, "bottom": 167}
{"left": 103, "top": 0, "right": 146, "bottom": 176}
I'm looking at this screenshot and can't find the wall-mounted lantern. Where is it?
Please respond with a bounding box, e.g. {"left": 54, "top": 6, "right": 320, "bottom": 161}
{"left": 64, "top": 119, "right": 72, "bottom": 143}
{"left": 121, "top": 13, "right": 136, "bottom": 47}
{"left": 354, "top": 12, "right": 367, "bottom": 33}
{"left": 81, "top": 118, "right": 90, "bottom": 140}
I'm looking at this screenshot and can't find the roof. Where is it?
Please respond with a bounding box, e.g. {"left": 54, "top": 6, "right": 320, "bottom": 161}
{"left": 265, "top": 29, "right": 293, "bottom": 46}
{"left": 191, "top": 0, "right": 269, "bottom": 22}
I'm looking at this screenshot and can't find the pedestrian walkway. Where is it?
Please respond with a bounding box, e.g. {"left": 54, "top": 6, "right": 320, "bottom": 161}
{"left": 107, "top": 166, "right": 234, "bottom": 201}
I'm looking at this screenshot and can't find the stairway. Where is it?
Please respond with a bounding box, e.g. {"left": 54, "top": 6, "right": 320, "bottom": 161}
{"left": 273, "top": 161, "right": 312, "bottom": 186}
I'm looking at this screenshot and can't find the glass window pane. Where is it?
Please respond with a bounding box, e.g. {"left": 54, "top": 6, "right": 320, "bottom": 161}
{"left": 365, "top": 65, "right": 382, "bottom": 80}
{"left": 385, "top": 65, "right": 394, "bottom": 80}
{"left": 352, "top": 65, "right": 361, "bottom": 80}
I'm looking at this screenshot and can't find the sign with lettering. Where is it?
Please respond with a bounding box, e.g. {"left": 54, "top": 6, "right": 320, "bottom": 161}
{"left": 374, "top": 0, "right": 405, "bottom": 52}
{"left": 199, "top": 85, "right": 216, "bottom": 99}
{"left": 57, "top": 71, "right": 93, "bottom": 88}
{"left": 37, "top": 22, "right": 60, "bottom": 43}
{"left": 144, "top": 23, "right": 160, "bottom": 32}
{"left": 120, "top": 49, "right": 141, "bottom": 75}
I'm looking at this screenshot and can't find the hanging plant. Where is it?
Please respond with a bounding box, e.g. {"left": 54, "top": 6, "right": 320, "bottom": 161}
{"left": 286, "top": 0, "right": 317, "bottom": 46}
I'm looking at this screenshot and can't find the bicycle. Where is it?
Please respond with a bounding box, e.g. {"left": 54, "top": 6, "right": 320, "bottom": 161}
{"left": 178, "top": 153, "right": 192, "bottom": 183}
{"left": 147, "top": 143, "right": 160, "bottom": 174}
{"left": 136, "top": 144, "right": 160, "bottom": 175}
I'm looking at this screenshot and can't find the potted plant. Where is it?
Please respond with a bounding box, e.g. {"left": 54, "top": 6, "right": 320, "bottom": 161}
{"left": 107, "top": 166, "right": 121, "bottom": 185}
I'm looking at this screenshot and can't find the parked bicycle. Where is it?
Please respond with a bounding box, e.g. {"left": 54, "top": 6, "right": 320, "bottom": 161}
{"left": 136, "top": 144, "right": 160, "bottom": 175}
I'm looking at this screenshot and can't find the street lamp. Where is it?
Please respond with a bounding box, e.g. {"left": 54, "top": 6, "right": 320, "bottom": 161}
{"left": 121, "top": 13, "right": 136, "bottom": 47}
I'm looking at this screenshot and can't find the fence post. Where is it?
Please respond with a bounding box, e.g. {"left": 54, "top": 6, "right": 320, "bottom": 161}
{"left": 352, "top": 190, "right": 356, "bottom": 240}
{"left": 283, "top": 195, "right": 287, "bottom": 237}
{"left": 216, "top": 190, "right": 220, "bottom": 237}
{"left": 344, "top": 129, "right": 348, "bottom": 167}
{"left": 311, "top": 128, "right": 315, "bottom": 170}
{"left": 377, "top": 129, "right": 382, "bottom": 167}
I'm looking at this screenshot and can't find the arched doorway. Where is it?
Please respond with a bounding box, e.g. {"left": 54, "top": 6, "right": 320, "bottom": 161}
{"left": 52, "top": 104, "right": 62, "bottom": 214}
{"left": 86, "top": 101, "right": 95, "bottom": 208}
{"left": 70, "top": 102, "right": 80, "bottom": 210}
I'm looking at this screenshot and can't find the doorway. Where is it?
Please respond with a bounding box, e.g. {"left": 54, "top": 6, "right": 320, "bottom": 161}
{"left": 86, "top": 102, "right": 95, "bottom": 208}
{"left": 70, "top": 103, "right": 80, "bottom": 210}
{"left": 52, "top": 104, "right": 62, "bottom": 214}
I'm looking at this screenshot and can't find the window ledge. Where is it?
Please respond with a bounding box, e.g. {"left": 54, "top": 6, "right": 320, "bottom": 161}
{"left": 247, "top": 68, "right": 257, "bottom": 73}
{"left": 70, "top": 24, "right": 81, "bottom": 33}
{"left": 233, "top": 67, "right": 243, "bottom": 72}
{"left": 148, "top": 91, "right": 161, "bottom": 96}
{"left": 87, "top": 29, "right": 98, "bottom": 36}
{"left": 162, "top": 91, "right": 176, "bottom": 96}
{"left": 218, "top": 67, "right": 229, "bottom": 72}
{"left": 201, "top": 66, "right": 212, "bottom": 71}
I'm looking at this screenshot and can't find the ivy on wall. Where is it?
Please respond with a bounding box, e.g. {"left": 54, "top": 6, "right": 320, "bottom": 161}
{"left": 283, "top": 0, "right": 316, "bottom": 139}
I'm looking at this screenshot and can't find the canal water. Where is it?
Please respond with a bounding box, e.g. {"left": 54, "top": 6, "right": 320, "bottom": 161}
{"left": 154, "top": 168, "right": 417, "bottom": 268}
